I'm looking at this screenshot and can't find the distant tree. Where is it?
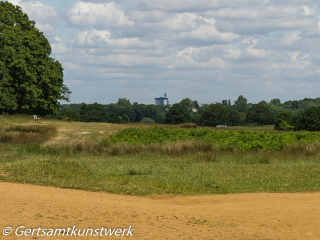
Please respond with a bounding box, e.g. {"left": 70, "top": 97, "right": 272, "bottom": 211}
{"left": 59, "top": 110, "right": 80, "bottom": 121}
{"left": 116, "top": 98, "right": 136, "bottom": 122}
{"left": 291, "top": 100, "right": 299, "bottom": 110}
{"left": 180, "top": 98, "right": 193, "bottom": 108}
{"left": 222, "top": 100, "right": 228, "bottom": 106}
{"left": 270, "top": 98, "right": 281, "bottom": 106}
{"left": 117, "top": 98, "right": 131, "bottom": 107}
{"left": 154, "top": 112, "right": 166, "bottom": 124}
{"left": 247, "top": 104, "right": 273, "bottom": 126}
{"left": 234, "top": 95, "right": 247, "bottom": 107}
{"left": 259, "top": 100, "right": 267, "bottom": 105}
{"left": 192, "top": 100, "right": 200, "bottom": 109}
{"left": 60, "top": 104, "right": 82, "bottom": 113}
{"left": 274, "top": 111, "right": 294, "bottom": 130}
{"left": 121, "top": 113, "right": 130, "bottom": 123}
{"left": 228, "top": 107, "right": 246, "bottom": 126}
{"left": 132, "top": 102, "right": 147, "bottom": 122}
{"left": 80, "top": 103, "right": 109, "bottom": 122}
{"left": 165, "top": 103, "right": 191, "bottom": 124}
{"left": 200, "top": 104, "right": 229, "bottom": 126}
{"left": 299, "top": 99, "right": 313, "bottom": 110}
{"left": 105, "top": 99, "right": 135, "bottom": 122}
{"left": 108, "top": 112, "right": 122, "bottom": 123}
{"left": 295, "top": 106, "right": 320, "bottom": 131}
{"left": 180, "top": 98, "right": 196, "bottom": 113}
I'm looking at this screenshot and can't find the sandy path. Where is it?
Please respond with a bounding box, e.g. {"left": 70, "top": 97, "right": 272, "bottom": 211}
{"left": 1, "top": 182, "right": 320, "bottom": 240}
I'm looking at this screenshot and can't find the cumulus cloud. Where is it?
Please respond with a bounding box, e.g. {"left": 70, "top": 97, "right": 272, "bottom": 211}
{"left": 74, "top": 29, "right": 163, "bottom": 49}
{"left": 8, "top": 0, "right": 59, "bottom": 32}
{"left": 179, "top": 17, "right": 239, "bottom": 44}
{"left": 133, "top": 0, "right": 259, "bottom": 12}
{"left": 67, "top": 1, "right": 134, "bottom": 29}
{"left": 51, "top": 36, "right": 68, "bottom": 54}
{"left": 24, "top": 0, "right": 320, "bottom": 104}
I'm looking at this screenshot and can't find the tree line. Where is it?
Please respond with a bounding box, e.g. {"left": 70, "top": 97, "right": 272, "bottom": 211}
{"left": 56, "top": 95, "right": 320, "bottom": 131}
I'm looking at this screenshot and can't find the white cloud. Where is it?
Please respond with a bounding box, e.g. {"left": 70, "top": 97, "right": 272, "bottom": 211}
{"left": 134, "top": 0, "right": 259, "bottom": 12}
{"left": 67, "top": 1, "right": 134, "bottom": 29}
{"left": 280, "top": 32, "right": 301, "bottom": 46}
{"left": 74, "top": 29, "right": 163, "bottom": 49}
{"left": 180, "top": 23, "right": 239, "bottom": 44}
{"left": 8, "top": 0, "right": 59, "bottom": 32}
{"left": 303, "top": 6, "right": 315, "bottom": 16}
{"left": 51, "top": 36, "right": 68, "bottom": 54}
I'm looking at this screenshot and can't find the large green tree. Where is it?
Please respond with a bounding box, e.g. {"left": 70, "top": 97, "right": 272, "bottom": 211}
{"left": 165, "top": 103, "right": 191, "bottom": 124}
{"left": 0, "top": 1, "right": 70, "bottom": 115}
{"left": 295, "top": 106, "right": 320, "bottom": 131}
{"left": 247, "top": 104, "right": 273, "bottom": 126}
{"left": 234, "top": 95, "right": 247, "bottom": 107}
{"left": 200, "top": 104, "right": 229, "bottom": 126}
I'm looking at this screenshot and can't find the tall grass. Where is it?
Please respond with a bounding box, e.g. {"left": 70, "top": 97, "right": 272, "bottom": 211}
{"left": 0, "top": 125, "right": 57, "bottom": 144}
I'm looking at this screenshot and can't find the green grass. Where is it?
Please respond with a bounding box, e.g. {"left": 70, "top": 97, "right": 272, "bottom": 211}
{"left": 1, "top": 150, "right": 320, "bottom": 195}
{"left": 1, "top": 115, "right": 320, "bottom": 195}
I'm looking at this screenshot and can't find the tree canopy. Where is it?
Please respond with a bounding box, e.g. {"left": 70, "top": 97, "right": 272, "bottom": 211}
{"left": 165, "top": 103, "right": 191, "bottom": 124}
{"left": 200, "top": 104, "right": 229, "bottom": 126}
{"left": 0, "top": 1, "right": 70, "bottom": 115}
{"left": 295, "top": 106, "right": 320, "bottom": 131}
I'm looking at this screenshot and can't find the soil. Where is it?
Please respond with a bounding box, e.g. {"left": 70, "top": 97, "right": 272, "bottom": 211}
{"left": 1, "top": 182, "right": 320, "bottom": 240}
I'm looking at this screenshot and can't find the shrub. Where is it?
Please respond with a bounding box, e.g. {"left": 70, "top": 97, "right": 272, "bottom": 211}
{"left": 277, "top": 120, "right": 294, "bottom": 131}
{"left": 140, "top": 117, "right": 155, "bottom": 123}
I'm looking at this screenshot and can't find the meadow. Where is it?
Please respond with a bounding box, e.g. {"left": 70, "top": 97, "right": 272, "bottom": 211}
{"left": 1, "top": 115, "right": 320, "bottom": 195}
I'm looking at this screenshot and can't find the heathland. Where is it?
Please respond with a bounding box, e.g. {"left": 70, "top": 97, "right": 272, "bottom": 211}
{"left": 1, "top": 115, "right": 320, "bottom": 195}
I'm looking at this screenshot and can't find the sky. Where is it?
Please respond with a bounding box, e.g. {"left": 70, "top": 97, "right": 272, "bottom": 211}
{"left": 3, "top": 0, "right": 320, "bottom": 105}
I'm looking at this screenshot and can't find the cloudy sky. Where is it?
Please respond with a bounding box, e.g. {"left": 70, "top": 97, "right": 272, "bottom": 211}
{"left": 4, "top": 0, "right": 320, "bottom": 104}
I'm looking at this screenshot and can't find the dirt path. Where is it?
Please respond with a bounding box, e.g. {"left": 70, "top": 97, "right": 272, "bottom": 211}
{"left": 1, "top": 182, "right": 320, "bottom": 240}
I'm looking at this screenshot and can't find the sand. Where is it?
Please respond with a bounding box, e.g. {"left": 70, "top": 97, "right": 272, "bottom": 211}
{"left": 1, "top": 182, "right": 320, "bottom": 239}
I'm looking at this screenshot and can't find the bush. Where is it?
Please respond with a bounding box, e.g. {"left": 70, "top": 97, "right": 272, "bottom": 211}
{"left": 140, "top": 117, "right": 155, "bottom": 123}
{"left": 277, "top": 120, "right": 294, "bottom": 131}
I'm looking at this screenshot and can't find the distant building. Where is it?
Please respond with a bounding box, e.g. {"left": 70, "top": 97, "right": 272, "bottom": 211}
{"left": 155, "top": 93, "right": 169, "bottom": 106}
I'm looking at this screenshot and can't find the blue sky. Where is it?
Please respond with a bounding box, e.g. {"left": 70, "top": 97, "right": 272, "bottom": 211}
{"left": 3, "top": 0, "right": 320, "bottom": 105}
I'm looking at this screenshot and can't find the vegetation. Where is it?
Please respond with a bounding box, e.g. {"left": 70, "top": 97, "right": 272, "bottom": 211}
{"left": 52, "top": 95, "right": 320, "bottom": 133}
{"left": 0, "top": 1, "right": 70, "bottom": 115}
{"left": 295, "top": 106, "right": 320, "bottom": 131}
{"left": 165, "top": 103, "right": 191, "bottom": 124}
{"left": 140, "top": 117, "right": 155, "bottom": 123}
{"left": 106, "top": 127, "right": 320, "bottom": 151}
{"left": 1, "top": 116, "right": 320, "bottom": 195}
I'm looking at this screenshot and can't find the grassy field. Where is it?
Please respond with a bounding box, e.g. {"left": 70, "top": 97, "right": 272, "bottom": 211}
{"left": 1, "top": 115, "right": 320, "bottom": 195}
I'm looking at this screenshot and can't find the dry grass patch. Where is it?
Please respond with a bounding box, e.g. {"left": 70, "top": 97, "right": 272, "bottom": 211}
{"left": 0, "top": 125, "right": 57, "bottom": 144}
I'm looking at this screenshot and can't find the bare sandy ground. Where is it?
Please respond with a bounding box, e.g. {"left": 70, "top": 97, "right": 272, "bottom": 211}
{"left": 1, "top": 182, "right": 320, "bottom": 240}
